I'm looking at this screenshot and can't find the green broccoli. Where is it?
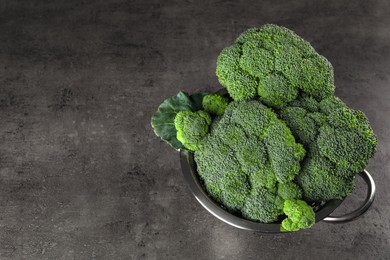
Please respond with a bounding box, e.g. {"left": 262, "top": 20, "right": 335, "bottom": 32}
{"left": 242, "top": 186, "right": 284, "bottom": 223}
{"left": 220, "top": 170, "right": 251, "bottom": 211}
{"left": 216, "top": 24, "right": 335, "bottom": 106}
{"left": 195, "top": 134, "right": 251, "bottom": 211}
{"left": 151, "top": 24, "right": 378, "bottom": 232}
{"left": 279, "top": 106, "right": 318, "bottom": 146}
{"left": 257, "top": 74, "right": 298, "bottom": 109}
{"left": 279, "top": 96, "right": 377, "bottom": 200}
{"left": 318, "top": 107, "right": 377, "bottom": 174}
{"left": 174, "top": 110, "right": 212, "bottom": 151}
{"left": 297, "top": 155, "right": 355, "bottom": 201}
{"left": 216, "top": 44, "right": 258, "bottom": 101}
{"left": 287, "top": 94, "right": 320, "bottom": 113}
{"left": 281, "top": 199, "right": 315, "bottom": 232}
{"left": 319, "top": 96, "right": 346, "bottom": 114}
{"left": 202, "top": 93, "right": 230, "bottom": 116}
{"left": 195, "top": 100, "right": 305, "bottom": 221}
{"left": 278, "top": 182, "right": 303, "bottom": 200}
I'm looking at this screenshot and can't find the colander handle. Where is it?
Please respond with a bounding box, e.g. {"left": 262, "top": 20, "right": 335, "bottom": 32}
{"left": 323, "top": 170, "right": 376, "bottom": 223}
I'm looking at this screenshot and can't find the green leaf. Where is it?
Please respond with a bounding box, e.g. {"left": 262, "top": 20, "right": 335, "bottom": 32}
{"left": 189, "top": 92, "right": 209, "bottom": 111}
{"left": 151, "top": 91, "right": 195, "bottom": 150}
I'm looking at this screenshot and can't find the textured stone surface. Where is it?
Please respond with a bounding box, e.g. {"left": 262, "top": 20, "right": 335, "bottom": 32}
{"left": 0, "top": 0, "right": 389, "bottom": 259}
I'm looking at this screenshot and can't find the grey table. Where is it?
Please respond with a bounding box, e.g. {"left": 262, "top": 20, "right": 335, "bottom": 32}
{"left": 0, "top": 0, "right": 389, "bottom": 259}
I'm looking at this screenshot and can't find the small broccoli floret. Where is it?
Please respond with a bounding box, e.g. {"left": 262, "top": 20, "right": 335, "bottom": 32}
{"left": 258, "top": 73, "right": 298, "bottom": 109}
{"left": 216, "top": 45, "right": 258, "bottom": 101}
{"left": 174, "top": 110, "right": 212, "bottom": 151}
{"left": 287, "top": 95, "right": 320, "bottom": 112}
{"left": 202, "top": 94, "right": 230, "bottom": 116}
{"left": 225, "top": 100, "right": 273, "bottom": 137}
{"left": 220, "top": 171, "right": 251, "bottom": 211}
{"left": 319, "top": 96, "right": 346, "bottom": 115}
{"left": 299, "top": 56, "right": 335, "bottom": 100}
{"left": 249, "top": 164, "right": 278, "bottom": 190}
{"left": 278, "top": 182, "right": 303, "bottom": 200}
{"left": 264, "top": 121, "right": 306, "bottom": 183}
{"left": 234, "top": 137, "right": 267, "bottom": 172}
{"left": 296, "top": 155, "right": 355, "bottom": 201}
{"left": 239, "top": 40, "right": 274, "bottom": 79}
{"left": 242, "top": 187, "right": 284, "bottom": 223}
{"left": 216, "top": 24, "right": 335, "bottom": 105}
{"left": 308, "top": 112, "right": 327, "bottom": 126}
{"left": 281, "top": 199, "right": 315, "bottom": 232}
{"left": 317, "top": 107, "right": 377, "bottom": 174}
{"left": 196, "top": 135, "right": 250, "bottom": 212}
{"left": 279, "top": 106, "right": 318, "bottom": 147}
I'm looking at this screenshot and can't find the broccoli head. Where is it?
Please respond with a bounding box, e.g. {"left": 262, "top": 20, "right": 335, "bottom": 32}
{"left": 216, "top": 24, "right": 335, "bottom": 106}
{"left": 281, "top": 199, "right": 315, "bottom": 232}
{"left": 317, "top": 107, "right": 377, "bottom": 174}
{"left": 279, "top": 95, "right": 377, "bottom": 200}
{"left": 195, "top": 100, "right": 305, "bottom": 221}
{"left": 202, "top": 93, "right": 230, "bottom": 116}
{"left": 174, "top": 110, "right": 212, "bottom": 151}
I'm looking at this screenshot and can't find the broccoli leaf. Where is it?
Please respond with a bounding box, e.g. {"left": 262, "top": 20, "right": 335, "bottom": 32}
{"left": 151, "top": 92, "right": 194, "bottom": 150}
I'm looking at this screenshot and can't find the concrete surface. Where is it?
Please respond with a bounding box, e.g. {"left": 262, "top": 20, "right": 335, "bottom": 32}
{"left": 0, "top": 0, "right": 389, "bottom": 259}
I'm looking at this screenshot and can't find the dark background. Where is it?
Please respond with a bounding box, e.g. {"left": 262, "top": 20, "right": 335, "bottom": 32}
{"left": 0, "top": 0, "right": 389, "bottom": 259}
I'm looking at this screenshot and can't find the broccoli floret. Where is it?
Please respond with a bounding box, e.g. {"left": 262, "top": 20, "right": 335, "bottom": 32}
{"left": 279, "top": 106, "right": 318, "bottom": 147}
{"left": 242, "top": 186, "right": 284, "bottom": 223}
{"left": 264, "top": 121, "right": 305, "bottom": 183}
{"left": 216, "top": 24, "right": 335, "bottom": 105}
{"left": 196, "top": 135, "right": 249, "bottom": 212}
{"left": 278, "top": 182, "right": 303, "bottom": 200}
{"left": 317, "top": 107, "right": 377, "bottom": 174}
{"left": 224, "top": 100, "right": 273, "bottom": 137}
{"left": 279, "top": 95, "right": 377, "bottom": 200}
{"left": 319, "top": 96, "right": 346, "bottom": 115}
{"left": 202, "top": 94, "right": 230, "bottom": 116}
{"left": 281, "top": 199, "right": 315, "bottom": 232}
{"left": 258, "top": 73, "right": 298, "bottom": 109}
{"left": 249, "top": 164, "right": 278, "bottom": 190}
{"left": 195, "top": 100, "right": 305, "bottom": 223}
{"left": 308, "top": 112, "right": 327, "bottom": 127}
{"left": 287, "top": 94, "right": 320, "bottom": 112}
{"left": 216, "top": 44, "right": 258, "bottom": 101}
{"left": 296, "top": 155, "right": 355, "bottom": 201}
{"left": 174, "top": 110, "right": 212, "bottom": 151}
{"left": 220, "top": 171, "right": 251, "bottom": 211}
